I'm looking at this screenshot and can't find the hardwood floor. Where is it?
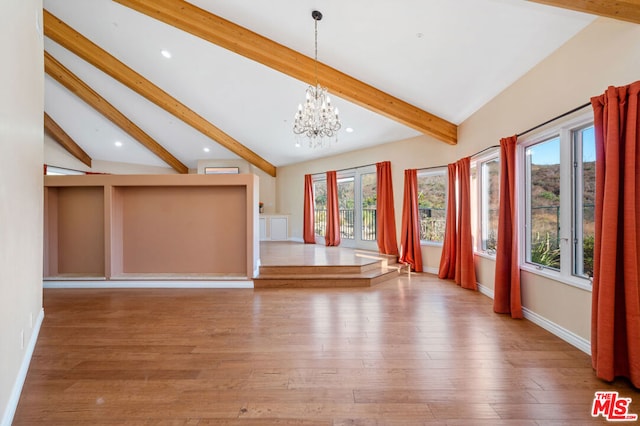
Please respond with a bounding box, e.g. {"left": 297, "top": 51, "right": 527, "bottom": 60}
{"left": 14, "top": 261, "right": 639, "bottom": 424}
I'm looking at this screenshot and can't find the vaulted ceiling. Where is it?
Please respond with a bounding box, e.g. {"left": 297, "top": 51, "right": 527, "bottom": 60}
{"left": 43, "top": 0, "right": 633, "bottom": 175}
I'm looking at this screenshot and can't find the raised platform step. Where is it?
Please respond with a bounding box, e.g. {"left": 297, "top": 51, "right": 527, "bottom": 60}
{"left": 253, "top": 266, "right": 399, "bottom": 289}
{"left": 254, "top": 242, "right": 401, "bottom": 289}
{"left": 258, "top": 260, "right": 381, "bottom": 276}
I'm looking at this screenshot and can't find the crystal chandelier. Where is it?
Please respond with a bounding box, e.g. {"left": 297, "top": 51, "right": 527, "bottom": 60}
{"left": 293, "top": 10, "right": 341, "bottom": 148}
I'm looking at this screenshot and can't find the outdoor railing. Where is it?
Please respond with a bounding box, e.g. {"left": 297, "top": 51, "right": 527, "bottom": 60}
{"left": 314, "top": 208, "right": 377, "bottom": 241}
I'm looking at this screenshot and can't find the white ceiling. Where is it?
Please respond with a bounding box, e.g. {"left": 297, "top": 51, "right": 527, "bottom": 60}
{"left": 43, "top": 0, "right": 595, "bottom": 171}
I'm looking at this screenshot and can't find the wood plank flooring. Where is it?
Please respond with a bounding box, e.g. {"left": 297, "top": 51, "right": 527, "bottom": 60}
{"left": 13, "top": 248, "right": 639, "bottom": 424}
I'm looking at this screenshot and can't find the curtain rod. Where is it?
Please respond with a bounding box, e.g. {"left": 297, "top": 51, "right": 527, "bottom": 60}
{"left": 332, "top": 162, "right": 377, "bottom": 174}
{"left": 517, "top": 101, "right": 591, "bottom": 137}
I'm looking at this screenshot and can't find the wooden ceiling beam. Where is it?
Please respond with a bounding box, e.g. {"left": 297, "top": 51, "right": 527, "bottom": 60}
{"left": 45, "top": 51, "right": 189, "bottom": 174}
{"left": 527, "top": 0, "right": 640, "bottom": 25}
{"left": 44, "top": 112, "right": 93, "bottom": 168}
{"left": 113, "top": 0, "right": 458, "bottom": 145}
{"left": 44, "top": 10, "right": 277, "bottom": 177}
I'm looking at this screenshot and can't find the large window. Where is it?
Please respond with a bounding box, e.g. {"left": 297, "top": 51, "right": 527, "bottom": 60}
{"left": 417, "top": 169, "right": 447, "bottom": 243}
{"left": 521, "top": 112, "right": 595, "bottom": 288}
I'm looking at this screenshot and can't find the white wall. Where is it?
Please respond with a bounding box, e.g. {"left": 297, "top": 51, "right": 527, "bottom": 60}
{"left": 0, "top": 0, "right": 44, "bottom": 424}
{"left": 277, "top": 17, "right": 640, "bottom": 347}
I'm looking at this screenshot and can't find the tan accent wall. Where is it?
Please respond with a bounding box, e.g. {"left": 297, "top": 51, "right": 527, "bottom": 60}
{"left": 0, "top": 0, "right": 44, "bottom": 422}
{"left": 277, "top": 17, "right": 640, "bottom": 343}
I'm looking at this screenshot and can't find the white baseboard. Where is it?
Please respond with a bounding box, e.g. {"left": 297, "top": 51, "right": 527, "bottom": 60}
{"left": 477, "top": 283, "right": 494, "bottom": 299}
{"left": 1, "top": 308, "right": 44, "bottom": 426}
{"left": 522, "top": 307, "right": 591, "bottom": 354}
{"left": 476, "top": 282, "right": 589, "bottom": 354}
{"left": 44, "top": 280, "right": 254, "bottom": 289}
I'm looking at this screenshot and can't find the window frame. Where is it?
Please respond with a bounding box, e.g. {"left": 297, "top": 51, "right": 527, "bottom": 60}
{"left": 417, "top": 167, "right": 448, "bottom": 246}
{"left": 472, "top": 148, "right": 500, "bottom": 258}
{"left": 517, "top": 111, "right": 594, "bottom": 291}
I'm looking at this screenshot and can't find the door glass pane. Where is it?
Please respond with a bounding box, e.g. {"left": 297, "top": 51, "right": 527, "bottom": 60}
{"left": 338, "top": 177, "right": 355, "bottom": 240}
{"left": 361, "top": 172, "right": 377, "bottom": 241}
{"left": 313, "top": 180, "right": 327, "bottom": 236}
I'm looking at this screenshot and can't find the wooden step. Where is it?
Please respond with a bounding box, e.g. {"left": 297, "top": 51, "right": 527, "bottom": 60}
{"left": 258, "top": 260, "right": 380, "bottom": 276}
{"left": 253, "top": 267, "right": 399, "bottom": 289}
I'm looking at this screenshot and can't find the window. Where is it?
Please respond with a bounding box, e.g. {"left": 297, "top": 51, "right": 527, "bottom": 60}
{"left": 520, "top": 112, "right": 594, "bottom": 288}
{"left": 473, "top": 152, "right": 500, "bottom": 255}
{"left": 45, "top": 166, "right": 84, "bottom": 175}
{"left": 417, "top": 169, "right": 447, "bottom": 243}
{"left": 525, "top": 136, "right": 561, "bottom": 270}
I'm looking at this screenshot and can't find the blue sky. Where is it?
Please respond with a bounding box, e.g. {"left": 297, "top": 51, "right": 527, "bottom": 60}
{"left": 527, "top": 125, "right": 595, "bottom": 165}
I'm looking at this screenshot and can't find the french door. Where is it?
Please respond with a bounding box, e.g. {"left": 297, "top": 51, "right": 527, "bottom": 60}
{"left": 313, "top": 165, "right": 377, "bottom": 250}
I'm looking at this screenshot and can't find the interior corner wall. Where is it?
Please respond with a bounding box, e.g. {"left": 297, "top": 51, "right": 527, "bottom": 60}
{"left": 0, "top": 0, "right": 44, "bottom": 424}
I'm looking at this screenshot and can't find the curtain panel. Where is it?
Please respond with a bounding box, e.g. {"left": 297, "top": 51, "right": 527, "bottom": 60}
{"left": 590, "top": 81, "right": 640, "bottom": 387}
{"left": 438, "top": 163, "right": 457, "bottom": 279}
{"left": 493, "top": 135, "right": 522, "bottom": 318}
{"left": 303, "top": 174, "right": 316, "bottom": 244}
{"left": 376, "top": 161, "right": 399, "bottom": 255}
{"left": 325, "top": 170, "right": 341, "bottom": 246}
{"left": 399, "top": 169, "right": 423, "bottom": 272}
{"left": 454, "top": 157, "right": 477, "bottom": 290}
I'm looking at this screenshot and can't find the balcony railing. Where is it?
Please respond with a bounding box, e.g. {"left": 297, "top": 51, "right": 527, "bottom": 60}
{"left": 418, "top": 207, "right": 445, "bottom": 242}
{"left": 314, "top": 208, "right": 377, "bottom": 241}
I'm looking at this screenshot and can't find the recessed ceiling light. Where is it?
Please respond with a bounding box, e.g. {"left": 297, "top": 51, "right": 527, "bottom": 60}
{"left": 203, "top": 147, "right": 210, "bottom": 153}
{"left": 346, "top": 127, "right": 354, "bottom": 133}
{"left": 161, "top": 49, "right": 172, "bottom": 59}
{"left": 114, "top": 141, "right": 123, "bottom": 147}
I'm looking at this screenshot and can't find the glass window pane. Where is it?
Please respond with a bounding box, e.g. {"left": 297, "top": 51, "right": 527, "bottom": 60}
{"left": 417, "top": 172, "right": 446, "bottom": 242}
{"left": 313, "top": 180, "right": 327, "bottom": 236}
{"left": 338, "top": 177, "right": 355, "bottom": 240}
{"left": 575, "top": 126, "right": 595, "bottom": 278}
{"left": 361, "top": 172, "right": 377, "bottom": 241}
{"left": 526, "top": 137, "right": 561, "bottom": 270}
{"left": 481, "top": 158, "right": 500, "bottom": 253}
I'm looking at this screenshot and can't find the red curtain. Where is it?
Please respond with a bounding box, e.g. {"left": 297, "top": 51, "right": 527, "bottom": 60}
{"left": 303, "top": 174, "right": 315, "bottom": 244}
{"left": 493, "top": 135, "right": 522, "bottom": 318}
{"left": 590, "top": 81, "right": 640, "bottom": 387}
{"left": 455, "top": 157, "right": 477, "bottom": 290}
{"left": 325, "top": 170, "right": 341, "bottom": 246}
{"left": 376, "top": 161, "right": 399, "bottom": 255}
{"left": 438, "top": 163, "right": 457, "bottom": 279}
{"left": 399, "top": 169, "right": 423, "bottom": 272}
